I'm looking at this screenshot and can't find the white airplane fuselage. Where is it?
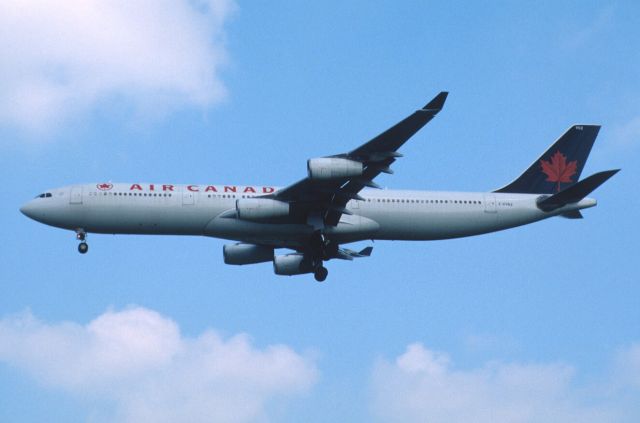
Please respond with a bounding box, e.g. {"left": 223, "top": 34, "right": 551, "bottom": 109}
{"left": 20, "top": 183, "right": 596, "bottom": 248}
{"left": 18, "top": 93, "right": 618, "bottom": 281}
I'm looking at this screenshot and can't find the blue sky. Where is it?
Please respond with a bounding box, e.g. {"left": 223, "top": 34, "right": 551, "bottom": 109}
{"left": 1, "top": 1, "right": 639, "bottom": 422}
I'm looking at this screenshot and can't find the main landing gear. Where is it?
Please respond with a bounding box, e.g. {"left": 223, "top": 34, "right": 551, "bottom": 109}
{"left": 310, "top": 230, "right": 329, "bottom": 282}
{"left": 314, "top": 266, "right": 328, "bottom": 282}
{"left": 76, "top": 230, "right": 88, "bottom": 254}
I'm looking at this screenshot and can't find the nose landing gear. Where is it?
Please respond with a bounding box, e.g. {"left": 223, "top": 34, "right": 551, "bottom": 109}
{"left": 78, "top": 242, "right": 89, "bottom": 254}
{"left": 76, "top": 230, "right": 88, "bottom": 254}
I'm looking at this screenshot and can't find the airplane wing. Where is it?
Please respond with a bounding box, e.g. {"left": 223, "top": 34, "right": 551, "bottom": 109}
{"left": 265, "top": 91, "right": 448, "bottom": 226}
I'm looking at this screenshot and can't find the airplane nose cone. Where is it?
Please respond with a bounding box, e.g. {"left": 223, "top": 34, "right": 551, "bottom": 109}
{"left": 20, "top": 203, "right": 29, "bottom": 216}
{"left": 20, "top": 201, "right": 36, "bottom": 219}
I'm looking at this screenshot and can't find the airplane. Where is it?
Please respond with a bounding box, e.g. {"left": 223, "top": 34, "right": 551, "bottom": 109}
{"left": 20, "top": 92, "right": 619, "bottom": 282}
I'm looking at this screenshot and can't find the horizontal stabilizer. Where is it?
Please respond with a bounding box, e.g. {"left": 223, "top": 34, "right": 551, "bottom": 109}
{"left": 537, "top": 169, "right": 619, "bottom": 212}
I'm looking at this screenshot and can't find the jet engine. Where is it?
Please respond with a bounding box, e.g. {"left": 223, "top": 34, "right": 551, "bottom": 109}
{"left": 223, "top": 243, "right": 274, "bottom": 265}
{"left": 273, "top": 253, "right": 314, "bottom": 275}
{"left": 307, "top": 157, "right": 363, "bottom": 181}
{"left": 236, "top": 198, "right": 290, "bottom": 221}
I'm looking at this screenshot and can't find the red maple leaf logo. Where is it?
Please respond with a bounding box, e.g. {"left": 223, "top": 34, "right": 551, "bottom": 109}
{"left": 540, "top": 151, "right": 577, "bottom": 192}
{"left": 97, "top": 183, "right": 113, "bottom": 191}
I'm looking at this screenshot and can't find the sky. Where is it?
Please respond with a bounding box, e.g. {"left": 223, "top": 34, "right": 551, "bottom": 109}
{"left": 1, "top": 1, "right": 639, "bottom": 422}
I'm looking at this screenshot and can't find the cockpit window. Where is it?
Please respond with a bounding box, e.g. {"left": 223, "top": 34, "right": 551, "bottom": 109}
{"left": 35, "top": 193, "right": 53, "bottom": 198}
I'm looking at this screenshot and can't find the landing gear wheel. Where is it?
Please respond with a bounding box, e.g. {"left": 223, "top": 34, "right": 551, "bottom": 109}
{"left": 314, "top": 266, "right": 328, "bottom": 282}
{"left": 78, "top": 242, "right": 89, "bottom": 254}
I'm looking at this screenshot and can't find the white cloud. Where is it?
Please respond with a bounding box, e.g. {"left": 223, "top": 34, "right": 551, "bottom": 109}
{"left": 0, "top": 0, "right": 235, "bottom": 133}
{"left": 371, "top": 343, "right": 640, "bottom": 423}
{"left": 614, "top": 343, "right": 640, "bottom": 390}
{"left": 0, "top": 307, "right": 317, "bottom": 423}
{"left": 611, "top": 116, "right": 640, "bottom": 148}
{"left": 559, "top": 6, "right": 614, "bottom": 50}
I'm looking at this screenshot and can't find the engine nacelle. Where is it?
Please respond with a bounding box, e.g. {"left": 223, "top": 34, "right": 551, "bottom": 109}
{"left": 307, "top": 157, "right": 363, "bottom": 181}
{"left": 236, "top": 198, "right": 290, "bottom": 221}
{"left": 273, "top": 253, "right": 314, "bottom": 276}
{"left": 223, "top": 243, "right": 274, "bottom": 265}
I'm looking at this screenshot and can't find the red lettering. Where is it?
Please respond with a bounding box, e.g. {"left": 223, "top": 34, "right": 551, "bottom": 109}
{"left": 129, "top": 184, "right": 274, "bottom": 193}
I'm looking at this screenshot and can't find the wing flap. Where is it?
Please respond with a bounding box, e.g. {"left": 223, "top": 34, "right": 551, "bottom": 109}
{"left": 333, "top": 246, "right": 374, "bottom": 261}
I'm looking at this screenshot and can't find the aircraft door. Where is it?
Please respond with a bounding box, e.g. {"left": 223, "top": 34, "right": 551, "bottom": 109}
{"left": 483, "top": 194, "right": 497, "bottom": 213}
{"left": 182, "top": 187, "right": 195, "bottom": 205}
{"left": 70, "top": 186, "right": 83, "bottom": 204}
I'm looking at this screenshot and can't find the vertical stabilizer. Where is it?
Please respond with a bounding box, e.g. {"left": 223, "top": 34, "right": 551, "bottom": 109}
{"left": 495, "top": 125, "right": 599, "bottom": 194}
